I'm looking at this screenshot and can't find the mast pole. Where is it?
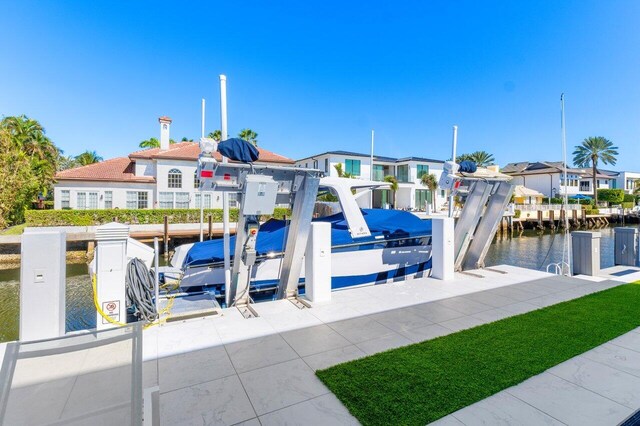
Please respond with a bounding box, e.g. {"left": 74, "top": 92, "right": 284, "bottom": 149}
{"left": 220, "top": 75, "right": 232, "bottom": 306}
{"left": 448, "top": 125, "right": 458, "bottom": 218}
{"left": 200, "top": 98, "right": 205, "bottom": 242}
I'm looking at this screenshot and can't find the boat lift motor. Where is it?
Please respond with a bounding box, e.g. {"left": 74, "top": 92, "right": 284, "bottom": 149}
{"left": 439, "top": 160, "right": 462, "bottom": 194}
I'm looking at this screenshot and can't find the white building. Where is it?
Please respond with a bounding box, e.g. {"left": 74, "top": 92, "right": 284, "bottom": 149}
{"left": 501, "top": 161, "right": 618, "bottom": 198}
{"left": 295, "top": 151, "right": 446, "bottom": 211}
{"left": 53, "top": 117, "right": 295, "bottom": 210}
{"left": 615, "top": 171, "right": 640, "bottom": 194}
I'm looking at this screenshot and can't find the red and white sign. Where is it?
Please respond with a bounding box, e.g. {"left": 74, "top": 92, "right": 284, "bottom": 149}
{"left": 102, "top": 300, "right": 121, "bottom": 324}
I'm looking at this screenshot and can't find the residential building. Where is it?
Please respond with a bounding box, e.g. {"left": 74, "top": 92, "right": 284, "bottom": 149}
{"left": 53, "top": 117, "right": 294, "bottom": 210}
{"left": 295, "top": 151, "right": 446, "bottom": 211}
{"left": 501, "top": 161, "right": 617, "bottom": 198}
{"left": 615, "top": 171, "right": 640, "bottom": 194}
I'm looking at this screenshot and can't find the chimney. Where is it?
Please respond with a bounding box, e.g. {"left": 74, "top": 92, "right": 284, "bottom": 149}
{"left": 159, "top": 116, "right": 172, "bottom": 150}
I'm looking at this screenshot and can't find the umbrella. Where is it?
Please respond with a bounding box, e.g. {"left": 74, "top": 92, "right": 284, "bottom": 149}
{"left": 569, "top": 194, "right": 592, "bottom": 200}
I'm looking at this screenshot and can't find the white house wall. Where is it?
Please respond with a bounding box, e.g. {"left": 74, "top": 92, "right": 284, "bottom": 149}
{"left": 53, "top": 181, "right": 155, "bottom": 209}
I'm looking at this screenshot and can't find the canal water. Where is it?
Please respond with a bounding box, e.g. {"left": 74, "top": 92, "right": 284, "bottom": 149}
{"left": 0, "top": 225, "right": 637, "bottom": 342}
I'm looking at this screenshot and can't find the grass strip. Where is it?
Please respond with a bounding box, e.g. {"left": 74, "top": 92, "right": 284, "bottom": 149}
{"left": 317, "top": 283, "right": 640, "bottom": 425}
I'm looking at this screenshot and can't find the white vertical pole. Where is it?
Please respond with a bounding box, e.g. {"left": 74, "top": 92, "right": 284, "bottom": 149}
{"left": 370, "top": 129, "right": 374, "bottom": 208}
{"left": 153, "top": 237, "right": 160, "bottom": 312}
{"left": 200, "top": 98, "right": 205, "bottom": 242}
{"left": 448, "top": 125, "right": 458, "bottom": 218}
{"left": 561, "top": 93, "right": 571, "bottom": 275}
{"left": 220, "top": 75, "right": 232, "bottom": 306}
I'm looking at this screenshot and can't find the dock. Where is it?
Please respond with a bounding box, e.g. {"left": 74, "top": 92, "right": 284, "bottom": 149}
{"left": 2, "top": 264, "right": 639, "bottom": 424}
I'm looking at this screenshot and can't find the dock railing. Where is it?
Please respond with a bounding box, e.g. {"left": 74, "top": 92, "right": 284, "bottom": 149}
{"left": 516, "top": 204, "right": 581, "bottom": 212}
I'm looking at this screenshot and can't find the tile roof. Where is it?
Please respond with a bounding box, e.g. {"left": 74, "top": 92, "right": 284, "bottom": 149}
{"left": 55, "top": 157, "right": 156, "bottom": 183}
{"left": 129, "top": 142, "right": 294, "bottom": 164}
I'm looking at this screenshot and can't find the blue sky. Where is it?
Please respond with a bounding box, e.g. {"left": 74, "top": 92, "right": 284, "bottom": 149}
{"left": 1, "top": 1, "right": 638, "bottom": 170}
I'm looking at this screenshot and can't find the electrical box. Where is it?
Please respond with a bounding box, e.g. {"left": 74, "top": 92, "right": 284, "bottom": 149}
{"left": 242, "top": 174, "right": 279, "bottom": 216}
{"left": 614, "top": 227, "right": 639, "bottom": 267}
{"left": 572, "top": 231, "right": 601, "bottom": 276}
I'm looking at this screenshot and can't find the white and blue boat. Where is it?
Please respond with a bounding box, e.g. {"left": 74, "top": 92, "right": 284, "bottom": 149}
{"left": 161, "top": 178, "right": 433, "bottom": 301}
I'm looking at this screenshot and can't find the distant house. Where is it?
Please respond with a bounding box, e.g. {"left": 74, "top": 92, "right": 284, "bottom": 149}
{"left": 295, "top": 151, "right": 446, "bottom": 211}
{"left": 501, "top": 161, "right": 618, "bottom": 198}
{"left": 53, "top": 117, "right": 294, "bottom": 210}
{"left": 615, "top": 171, "right": 640, "bottom": 195}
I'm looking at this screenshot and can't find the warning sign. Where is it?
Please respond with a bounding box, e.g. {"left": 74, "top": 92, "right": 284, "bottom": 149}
{"left": 102, "top": 300, "right": 120, "bottom": 324}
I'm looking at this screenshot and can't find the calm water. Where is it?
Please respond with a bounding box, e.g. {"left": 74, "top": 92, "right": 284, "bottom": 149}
{"left": 1, "top": 225, "right": 637, "bottom": 342}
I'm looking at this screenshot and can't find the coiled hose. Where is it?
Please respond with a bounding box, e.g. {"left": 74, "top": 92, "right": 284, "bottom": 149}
{"left": 125, "top": 258, "right": 159, "bottom": 323}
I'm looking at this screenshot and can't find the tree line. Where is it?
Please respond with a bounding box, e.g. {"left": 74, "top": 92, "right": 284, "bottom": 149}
{"left": 139, "top": 128, "right": 259, "bottom": 148}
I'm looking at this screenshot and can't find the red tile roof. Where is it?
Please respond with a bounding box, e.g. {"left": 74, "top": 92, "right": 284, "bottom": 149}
{"left": 55, "top": 157, "right": 156, "bottom": 183}
{"left": 56, "top": 143, "right": 294, "bottom": 183}
{"left": 129, "top": 142, "right": 294, "bottom": 164}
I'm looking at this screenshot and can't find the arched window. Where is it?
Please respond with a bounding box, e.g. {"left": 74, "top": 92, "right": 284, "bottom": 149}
{"left": 194, "top": 171, "right": 200, "bottom": 189}
{"left": 168, "top": 168, "right": 182, "bottom": 188}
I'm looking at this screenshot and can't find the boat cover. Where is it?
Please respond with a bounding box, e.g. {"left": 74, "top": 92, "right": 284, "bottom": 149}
{"left": 217, "top": 138, "right": 259, "bottom": 163}
{"left": 182, "top": 209, "right": 432, "bottom": 267}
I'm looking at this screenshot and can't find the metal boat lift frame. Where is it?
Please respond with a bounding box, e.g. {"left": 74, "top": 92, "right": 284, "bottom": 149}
{"left": 201, "top": 162, "right": 322, "bottom": 316}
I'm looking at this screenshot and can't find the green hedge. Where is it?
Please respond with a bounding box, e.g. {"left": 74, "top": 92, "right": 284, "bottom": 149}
{"left": 514, "top": 209, "right": 521, "bottom": 219}
{"left": 584, "top": 208, "right": 600, "bottom": 215}
{"left": 597, "top": 188, "right": 624, "bottom": 204}
{"left": 25, "top": 208, "right": 292, "bottom": 227}
{"left": 622, "top": 202, "right": 635, "bottom": 209}
{"left": 623, "top": 194, "right": 636, "bottom": 203}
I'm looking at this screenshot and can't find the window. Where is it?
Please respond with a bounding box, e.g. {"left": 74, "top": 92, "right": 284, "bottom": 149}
{"left": 580, "top": 181, "right": 590, "bottom": 192}
{"left": 372, "top": 165, "right": 385, "bottom": 181}
{"left": 397, "top": 165, "right": 409, "bottom": 183}
{"left": 175, "top": 192, "right": 190, "bottom": 209}
{"left": 313, "top": 159, "right": 318, "bottom": 169}
{"left": 88, "top": 192, "right": 98, "bottom": 209}
{"left": 104, "top": 191, "right": 113, "bottom": 209}
{"left": 195, "top": 193, "right": 212, "bottom": 209}
{"left": 415, "top": 190, "right": 432, "bottom": 210}
{"left": 61, "top": 190, "right": 70, "bottom": 209}
{"left": 228, "top": 192, "right": 239, "bottom": 208}
{"left": 168, "top": 168, "right": 182, "bottom": 188}
{"left": 159, "top": 192, "right": 174, "bottom": 209}
{"left": 324, "top": 158, "right": 329, "bottom": 173}
{"left": 126, "top": 191, "right": 148, "bottom": 209}
{"left": 194, "top": 171, "right": 200, "bottom": 189}
{"left": 417, "top": 164, "right": 429, "bottom": 179}
{"left": 77, "top": 192, "right": 86, "bottom": 210}
{"left": 345, "top": 159, "right": 361, "bottom": 176}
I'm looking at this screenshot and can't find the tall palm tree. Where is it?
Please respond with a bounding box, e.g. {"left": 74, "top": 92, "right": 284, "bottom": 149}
{"left": 456, "top": 151, "right": 495, "bottom": 167}
{"left": 208, "top": 130, "right": 222, "bottom": 142}
{"left": 573, "top": 136, "right": 618, "bottom": 205}
{"left": 75, "top": 150, "right": 103, "bottom": 166}
{"left": 383, "top": 175, "right": 399, "bottom": 208}
{"left": 238, "top": 128, "right": 258, "bottom": 146}
{"left": 420, "top": 173, "right": 439, "bottom": 210}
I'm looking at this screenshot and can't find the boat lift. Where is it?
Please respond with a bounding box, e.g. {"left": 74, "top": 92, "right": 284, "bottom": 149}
{"left": 440, "top": 163, "right": 515, "bottom": 274}
{"left": 199, "top": 159, "right": 322, "bottom": 317}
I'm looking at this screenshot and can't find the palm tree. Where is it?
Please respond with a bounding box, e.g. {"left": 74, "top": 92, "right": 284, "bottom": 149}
{"left": 420, "top": 173, "right": 439, "bottom": 210}
{"left": 208, "top": 130, "right": 222, "bottom": 142}
{"left": 75, "top": 150, "right": 103, "bottom": 166}
{"left": 334, "top": 163, "right": 354, "bottom": 178}
{"left": 238, "top": 128, "right": 258, "bottom": 146}
{"left": 456, "top": 151, "right": 495, "bottom": 167}
{"left": 383, "top": 175, "right": 399, "bottom": 208}
{"left": 573, "top": 136, "right": 618, "bottom": 205}
{"left": 139, "top": 137, "right": 160, "bottom": 148}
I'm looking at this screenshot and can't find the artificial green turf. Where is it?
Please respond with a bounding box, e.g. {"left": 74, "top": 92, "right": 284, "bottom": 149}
{"left": 316, "top": 283, "right": 640, "bottom": 426}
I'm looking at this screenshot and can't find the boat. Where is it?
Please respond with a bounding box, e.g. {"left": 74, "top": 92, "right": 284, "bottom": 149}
{"left": 158, "top": 177, "right": 433, "bottom": 302}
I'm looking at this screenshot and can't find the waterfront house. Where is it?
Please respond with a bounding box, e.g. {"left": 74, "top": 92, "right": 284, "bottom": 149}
{"left": 53, "top": 117, "right": 294, "bottom": 210}
{"left": 615, "top": 171, "right": 640, "bottom": 195}
{"left": 295, "top": 151, "right": 446, "bottom": 211}
{"left": 501, "top": 161, "right": 617, "bottom": 199}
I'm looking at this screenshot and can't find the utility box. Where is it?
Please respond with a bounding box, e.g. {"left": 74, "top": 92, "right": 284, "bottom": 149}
{"left": 305, "top": 222, "right": 332, "bottom": 302}
{"left": 614, "top": 227, "right": 639, "bottom": 267}
{"left": 572, "top": 231, "right": 601, "bottom": 276}
{"left": 20, "top": 229, "right": 66, "bottom": 341}
{"left": 242, "top": 174, "right": 279, "bottom": 216}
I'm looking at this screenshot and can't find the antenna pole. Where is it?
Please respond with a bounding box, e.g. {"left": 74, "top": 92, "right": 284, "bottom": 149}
{"left": 220, "top": 75, "right": 232, "bottom": 306}
{"left": 561, "top": 93, "right": 571, "bottom": 275}
{"left": 448, "top": 125, "right": 458, "bottom": 218}
{"left": 200, "top": 98, "right": 206, "bottom": 242}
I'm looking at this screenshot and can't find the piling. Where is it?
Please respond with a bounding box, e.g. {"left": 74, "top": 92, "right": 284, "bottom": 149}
{"left": 163, "top": 215, "right": 169, "bottom": 260}
{"left": 208, "top": 214, "right": 213, "bottom": 240}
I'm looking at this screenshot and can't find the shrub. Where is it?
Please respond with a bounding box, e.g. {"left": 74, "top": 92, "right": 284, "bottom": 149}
{"left": 623, "top": 194, "right": 636, "bottom": 203}
{"left": 597, "top": 189, "right": 624, "bottom": 205}
{"left": 584, "top": 208, "right": 600, "bottom": 215}
{"left": 621, "top": 202, "right": 635, "bottom": 209}
{"left": 24, "top": 208, "right": 292, "bottom": 227}
{"left": 514, "top": 209, "right": 521, "bottom": 219}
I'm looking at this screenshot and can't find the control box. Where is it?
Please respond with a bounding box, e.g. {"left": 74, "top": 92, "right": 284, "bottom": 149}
{"left": 242, "top": 174, "right": 279, "bottom": 216}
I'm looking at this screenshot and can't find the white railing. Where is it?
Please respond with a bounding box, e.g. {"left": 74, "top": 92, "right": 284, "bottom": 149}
{"left": 515, "top": 204, "right": 581, "bottom": 212}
